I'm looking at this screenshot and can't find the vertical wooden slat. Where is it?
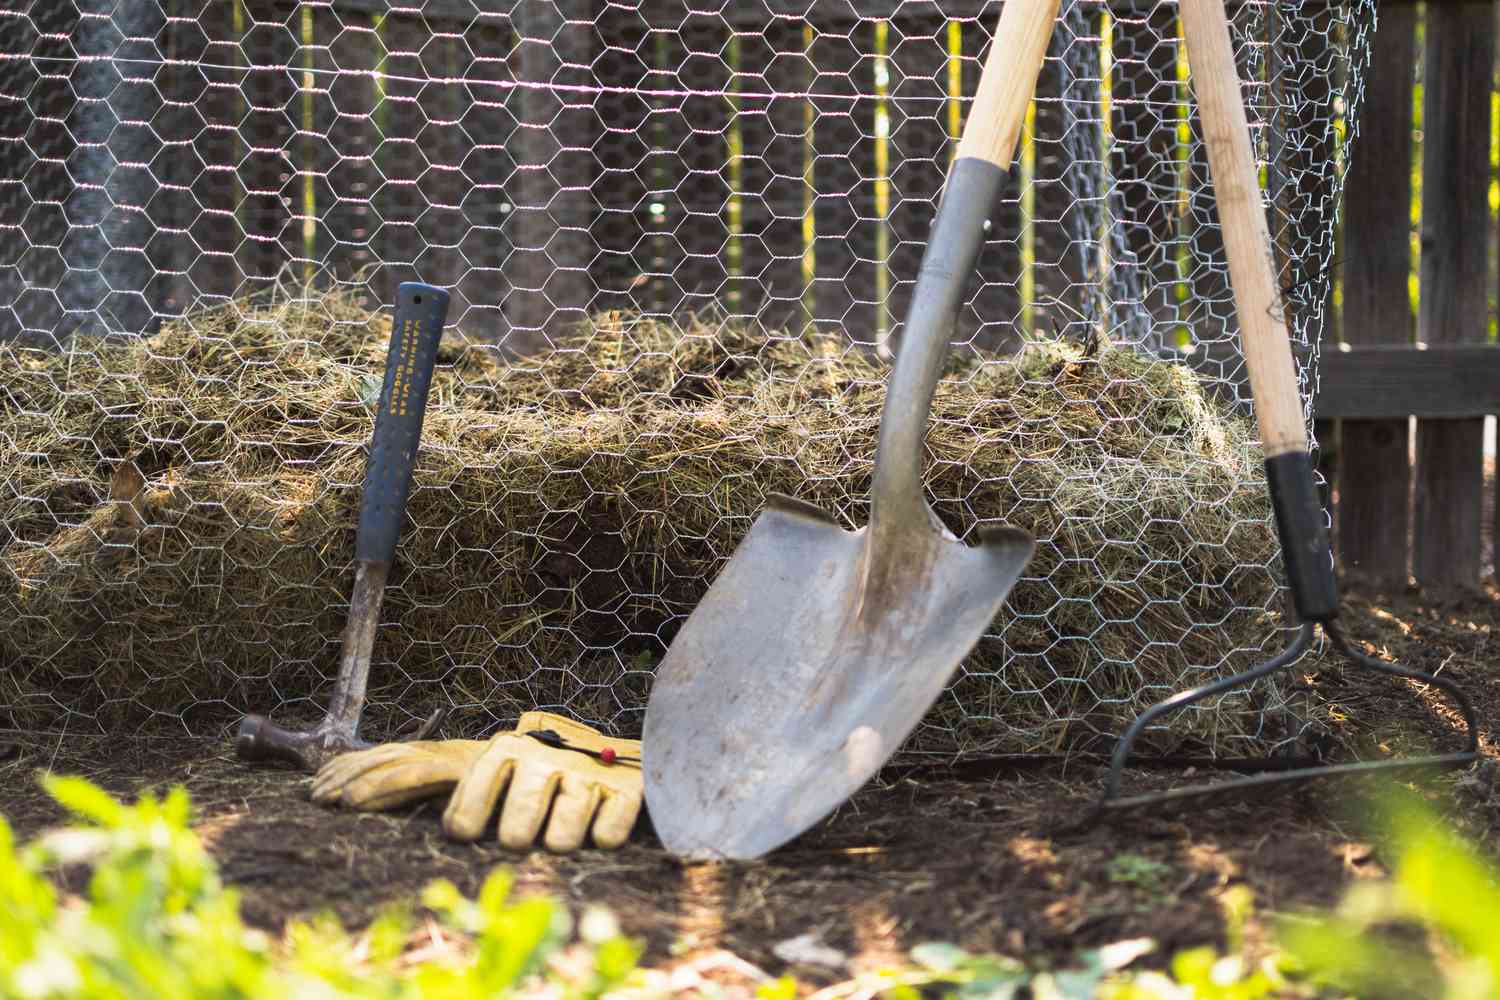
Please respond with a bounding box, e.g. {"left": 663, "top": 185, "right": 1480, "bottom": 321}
{"left": 456, "top": 16, "right": 516, "bottom": 339}
{"left": 810, "top": 21, "right": 878, "bottom": 345}
{"left": 733, "top": 20, "right": 810, "bottom": 330}
{"left": 634, "top": 28, "right": 680, "bottom": 318}
{"left": 105, "top": 1, "right": 168, "bottom": 335}
{"left": 1030, "top": 17, "right": 1077, "bottom": 336}
{"left": 1110, "top": 2, "right": 1180, "bottom": 323}
{"left": 188, "top": 2, "right": 242, "bottom": 307}
{"left": 1337, "top": 4, "right": 1415, "bottom": 585}
{"left": 5, "top": 4, "right": 74, "bottom": 339}
{"left": 1274, "top": 2, "right": 1339, "bottom": 565}
{"left": 508, "top": 0, "right": 595, "bottom": 348}
{"left": 962, "top": 17, "right": 1021, "bottom": 349}
{"left": 237, "top": 3, "right": 296, "bottom": 296}
{"left": 1415, "top": 2, "right": 1491, "bottom": 588}
{"left": 669, "top": 18, "right": 733, "bottom": 314}
{"left": 285, "top": 5, "right": 327, "bottom": 287}
{"left": 416, "top": 23, "right": 471, "bottom": 297}
{"left": 884, "top": 18, "right": 949, "bottom": 352}
{"left": 376, "top": 11, "right": 427, "bottom": 301}
{"left": 148, "top": 1, "right": 200, "bottom": 317}
{"left": 0, "top": 6, "right": 39, "bottom": 338}
{"left": 303, "top": 6, "right": 336, "bottom": 284}
{"left": 320, "top": 7, "right": 381, "bottom": 303}
{"left": 583, "top": 6, "right": 647, "bottom": 318}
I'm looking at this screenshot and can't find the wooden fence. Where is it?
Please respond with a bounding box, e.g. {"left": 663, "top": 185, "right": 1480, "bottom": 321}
{"left": 1315, "top": 0, "right": 1500, "bottom": 590}
{"left": 2, "top": 0, "right": 1498, "bottom": 589}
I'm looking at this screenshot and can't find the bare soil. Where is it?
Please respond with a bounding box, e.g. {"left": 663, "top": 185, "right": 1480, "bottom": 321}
{"left": 3, "top": 583, "right": 1497, "bottom": 985}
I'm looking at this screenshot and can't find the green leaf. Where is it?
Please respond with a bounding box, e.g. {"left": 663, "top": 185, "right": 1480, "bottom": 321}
{"left": 43, "top": 774, "right": 129, "bottom": 827}
{"left": 912, "top": 941, "right": 971, "bottom": 973}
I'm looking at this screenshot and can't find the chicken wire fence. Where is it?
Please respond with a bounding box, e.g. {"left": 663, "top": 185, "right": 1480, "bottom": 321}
{"left": 0, "top": 0, "right": 1369, "bottom": 754}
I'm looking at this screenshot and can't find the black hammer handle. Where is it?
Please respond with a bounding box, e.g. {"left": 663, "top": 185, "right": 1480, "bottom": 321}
{"left": 356, "top": 282, "right": 451, "bottom": 564}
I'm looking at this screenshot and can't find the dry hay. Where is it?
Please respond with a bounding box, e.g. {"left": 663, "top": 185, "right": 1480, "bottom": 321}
{"left": 0, "top": 289, "right": 1294, "bottom": 755}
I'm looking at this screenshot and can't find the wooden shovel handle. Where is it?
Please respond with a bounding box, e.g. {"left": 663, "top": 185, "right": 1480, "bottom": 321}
{"left": 1179, "top": 0, "right": 1307, "bottom": 458}
{"left": 957, "top": 0, "right": 1061, "bottom": 166}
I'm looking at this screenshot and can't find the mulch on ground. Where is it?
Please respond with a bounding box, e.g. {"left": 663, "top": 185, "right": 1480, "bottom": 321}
{"left": 2, "top": 582, "right": 1496, "bottom": 985}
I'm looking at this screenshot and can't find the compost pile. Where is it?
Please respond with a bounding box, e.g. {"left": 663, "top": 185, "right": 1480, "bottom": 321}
{"left": 0, "top": 290, "right": 1292, "bottom": 755}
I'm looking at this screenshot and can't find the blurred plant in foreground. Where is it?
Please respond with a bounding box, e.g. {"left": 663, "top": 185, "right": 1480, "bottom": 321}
{"left": 0, "top": 775, "right": 640, "bottom": 1000}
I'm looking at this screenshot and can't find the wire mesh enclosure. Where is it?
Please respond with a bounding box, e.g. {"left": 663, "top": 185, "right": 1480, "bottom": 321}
{"left": 1, "top": 0, "right": 1372, "bottom": 754}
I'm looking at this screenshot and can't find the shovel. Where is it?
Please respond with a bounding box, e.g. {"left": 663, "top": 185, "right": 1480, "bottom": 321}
{"left": 642, "top": 0, "right": 1059, "bottom": 861}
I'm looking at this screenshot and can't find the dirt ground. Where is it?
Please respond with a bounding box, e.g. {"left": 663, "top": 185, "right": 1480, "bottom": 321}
{"left": 3, "top": 582, "right": 1497, "bottom": 985}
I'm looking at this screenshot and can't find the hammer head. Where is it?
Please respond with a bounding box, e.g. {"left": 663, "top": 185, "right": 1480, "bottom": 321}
{"left": 235, "top": 706, "right": 450, "bottom": 772}
{"left": 234, "top": 714, "right": 368, "bottom": 771}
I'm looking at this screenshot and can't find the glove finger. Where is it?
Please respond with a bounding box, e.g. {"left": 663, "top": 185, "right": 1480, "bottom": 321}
{"left": 311, "top": 745, "right": 417, "bottom": 802}
{"left": 498, "top": 762, "right": 563, "bottom": 851}
{"left": 339, "top": 760, "right": 462, "bottom": 812}
{"left": 442, "top": 745, "right": 518, "bottom": 841}
{"left": 542, "top": 775, "right": 602, "bottom": 853}
{"left": 590, "top": 786, "right": 643, "bottom": 849}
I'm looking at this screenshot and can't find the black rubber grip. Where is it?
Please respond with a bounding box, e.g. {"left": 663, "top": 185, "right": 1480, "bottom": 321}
{"left": 355, "top": 282, "right": 451, "bottom": 563}
{"left": 1265, "top": 452, "right": 1339, "bottom": 623}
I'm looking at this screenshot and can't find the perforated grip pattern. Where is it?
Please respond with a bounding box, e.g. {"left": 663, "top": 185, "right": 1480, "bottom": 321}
{"left": 355, "top": 282, "right": 451, "bottom": 563}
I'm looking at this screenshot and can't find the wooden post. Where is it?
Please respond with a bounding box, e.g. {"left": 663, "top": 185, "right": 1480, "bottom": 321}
{"left": 584, "top": 5, "right": 649, "bottom": 318}
{"left": 1337, "top": 4, "right": 1415, "bottom": 586}
{"left": 237, "top": 3, "right": 296, "bottom": 297}
{"left": 962, "top": 18, "right": 1022, "bottom": 349}
{"left": 456, "top": 16, "right": 517, "bottom": 340}
{"left": 188, "top": 2, "right": 242, "bottom": 308}
{"left": 1415, "top": 2, "right": 1491, "bottom": 588}
{"left": 375, "top": 11, "right": 426, "bottom": 300}
{"left": 734, "top": 19, "right": 811, "bottom": 330}
{"left": 319, "top": 7, "right": 382, "bottom": 306}
{"left": 666, "top": 20, "right": 733, "bottom": 315}
{"left": 508, "top": 0, "right": 595, "bottom": 350}
{"left": 416, "top": 24, "right": 471, "bottom": 302}
{"left": 885, "top": 18, "right": 952, "bottom": 351}
{"left": 810, "top": 21, "right": 878, "bottom": 345}
{"left": 1109, "top": 2, "right": 1181, "bottom": 327}
{"left": 149, "top": 0, "right": 206, "bottom": 319}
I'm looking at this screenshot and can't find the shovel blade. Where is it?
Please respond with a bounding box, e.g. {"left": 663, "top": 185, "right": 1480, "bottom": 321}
{"left": 644, "top": 495, "right": 1033, "bottom": 860}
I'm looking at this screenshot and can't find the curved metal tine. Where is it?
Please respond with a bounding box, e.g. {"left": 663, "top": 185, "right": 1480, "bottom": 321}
{"left": 1324, "top": 622, "right": 1481, "bottom": 759}
{"left": 1094, "top": 621, "right": 1481, "bottom": 818}
{"left": 1099, "top": 624, "right": 1316, "bottom": 804}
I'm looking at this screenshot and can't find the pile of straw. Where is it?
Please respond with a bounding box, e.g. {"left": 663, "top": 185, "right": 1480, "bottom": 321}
{"left": 0, "top": 290, "right": 1290, "bottom": 754}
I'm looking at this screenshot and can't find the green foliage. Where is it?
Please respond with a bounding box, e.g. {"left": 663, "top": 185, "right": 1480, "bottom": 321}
{"left": 9, "top": 778, "right": 1500, "bottom": 1000}
{"left": 0, "top": 777, "right": 641, "bottom": 1000}
{"left": 1106, "top": 854, "right": 1179, "bottom": 910}
{"left": 1279, "top": 791, "right": 1500, "bottom": 1000}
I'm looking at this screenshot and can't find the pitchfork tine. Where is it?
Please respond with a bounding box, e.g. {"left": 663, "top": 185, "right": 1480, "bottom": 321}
{"left": 1096, "top": 622, "right": 1480, "bottom": 814}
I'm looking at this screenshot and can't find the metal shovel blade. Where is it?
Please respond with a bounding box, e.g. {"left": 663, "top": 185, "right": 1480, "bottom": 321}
{"left": 641, "top": 0, "right": 1059, "bottom": 853}
{"left": 644, "top": 494, "right": 1032, "bottom": 860}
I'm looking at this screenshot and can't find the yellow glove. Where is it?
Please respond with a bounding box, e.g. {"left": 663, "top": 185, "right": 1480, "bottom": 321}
{"left": 310, "top": 738, "right": 485, "bottom": 811}
{"left": 309, "top": 710, "right": 566, "bottom": 811}
{"left": 442, "top": 713, "right": 642, "bottom": 852}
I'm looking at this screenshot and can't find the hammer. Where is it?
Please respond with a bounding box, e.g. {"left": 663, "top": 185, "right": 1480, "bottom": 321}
{"left": 236, "top": 282, "right": 452, "bottom": 770}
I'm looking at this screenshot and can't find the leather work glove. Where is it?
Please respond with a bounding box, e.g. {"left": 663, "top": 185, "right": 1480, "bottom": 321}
{"left": 308, "top": 709, "right": 570, "bottom": 810}
{"left": 309, "top": 736, "right": 485, "bottom": 811}
{"left": 442, "top": 713, "right": 642, "bottom": 852}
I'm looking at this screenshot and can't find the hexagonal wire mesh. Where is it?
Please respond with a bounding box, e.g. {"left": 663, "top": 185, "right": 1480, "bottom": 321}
{"left": 0, "top": 1, "right": 1370, "bottom": 755}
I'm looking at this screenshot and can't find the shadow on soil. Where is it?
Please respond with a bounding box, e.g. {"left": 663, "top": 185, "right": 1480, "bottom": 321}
{"left": 3, "top": 584, "right": 1496, "bottom": 983}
